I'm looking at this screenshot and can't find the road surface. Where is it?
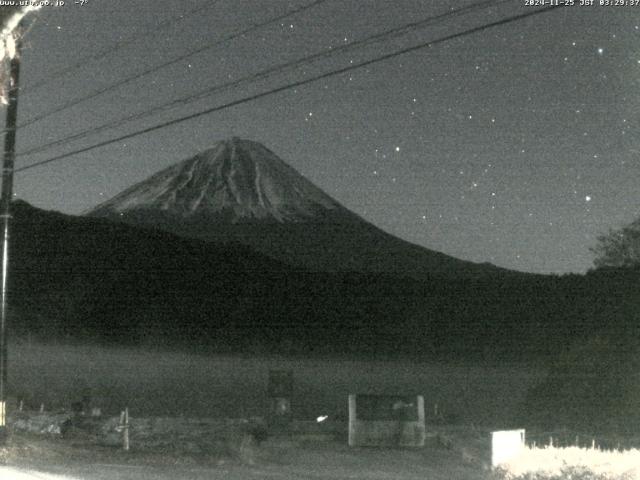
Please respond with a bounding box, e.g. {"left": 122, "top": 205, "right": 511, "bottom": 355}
{"left": 4, "top": 440, "right": 487, "bottom": 480}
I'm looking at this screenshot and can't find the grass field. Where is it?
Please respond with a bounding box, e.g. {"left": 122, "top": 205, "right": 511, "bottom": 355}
{"left": 6, "top": 342, "right": 546, "bottom": 425}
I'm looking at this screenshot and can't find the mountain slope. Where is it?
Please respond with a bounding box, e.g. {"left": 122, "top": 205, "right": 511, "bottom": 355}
{"left": 3, "top": 201, "right": 535, "bottom": 357}
{"left": 88, "top": 137, "right": 507, "bottom": 280}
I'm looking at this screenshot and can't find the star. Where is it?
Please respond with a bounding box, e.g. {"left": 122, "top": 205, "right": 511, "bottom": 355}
{"left": 597, "top": 47, "right": 604, "bottom": 55}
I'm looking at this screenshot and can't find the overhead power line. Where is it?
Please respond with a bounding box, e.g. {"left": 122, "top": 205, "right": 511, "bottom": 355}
{"left": 23, "top": 1, "right": 216, "bottom": 93}
{"left": 18, "top": 0, "right": 512, "bottom": 158}
{"left": 17, "top": 0, "right": 330, "bottom": 129}
{"left": 15, "top": 4, "right": 562, "bottom": 175}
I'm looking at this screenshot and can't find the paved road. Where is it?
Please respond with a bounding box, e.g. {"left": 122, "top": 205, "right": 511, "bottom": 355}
{"left": 5, "top": 463, "right": 267, "bottom": 480}
{"left": 3, "top": 432, "right": 487, "bottom": 480}
{"left": 4, "top": 446, "right": 485, "bottom": 480}
{"left": 3, "top": 463, "right": 275, "bottom": 480}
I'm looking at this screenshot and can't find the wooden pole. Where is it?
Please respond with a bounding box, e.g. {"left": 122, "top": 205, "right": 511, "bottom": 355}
{"left": 0, "top": 26, "right": 23, "bottom": 442}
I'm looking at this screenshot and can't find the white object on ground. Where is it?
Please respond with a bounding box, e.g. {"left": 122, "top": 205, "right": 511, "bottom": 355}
{"left": 0, "top": 466, "right": 81, "bottom": 479}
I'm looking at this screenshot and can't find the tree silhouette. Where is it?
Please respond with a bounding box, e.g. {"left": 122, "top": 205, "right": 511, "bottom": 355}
{"left": 591, "top": 219, "right": 640, "bottom": 268}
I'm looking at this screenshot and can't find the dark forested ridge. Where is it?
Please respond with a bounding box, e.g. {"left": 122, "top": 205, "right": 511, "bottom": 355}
{"left": 7, "top": 200, "right": 640, "bottom": 361}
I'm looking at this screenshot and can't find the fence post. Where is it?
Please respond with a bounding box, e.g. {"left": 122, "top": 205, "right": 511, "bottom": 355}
{"left": 120, "top": 408, "right": 130, "bottom": 451}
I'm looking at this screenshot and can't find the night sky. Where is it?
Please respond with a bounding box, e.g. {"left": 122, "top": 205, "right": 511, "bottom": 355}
{"left": 6, "top": 0, "right": 640, "bottom": 274}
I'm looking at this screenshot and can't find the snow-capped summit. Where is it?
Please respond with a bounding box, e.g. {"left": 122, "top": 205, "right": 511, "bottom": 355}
{"left": 89, "top": 137, "right": 346, "bottom": 223}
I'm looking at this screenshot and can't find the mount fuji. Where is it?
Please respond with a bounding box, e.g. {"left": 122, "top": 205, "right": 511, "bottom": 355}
{"left": 88, "top": 137, "right": 505, "bottom": 279}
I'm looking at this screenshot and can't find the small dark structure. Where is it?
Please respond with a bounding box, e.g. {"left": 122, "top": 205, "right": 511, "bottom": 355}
{"left": 348, "top": 394, "right": 425, "bottom": 447}
{"left": 267, "top": 370, "right": 293, "bottom": 428}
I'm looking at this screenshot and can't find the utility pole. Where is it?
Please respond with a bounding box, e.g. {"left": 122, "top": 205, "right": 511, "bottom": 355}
{"left": 0, "top": 24, "right": 23, "bottom": 442}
